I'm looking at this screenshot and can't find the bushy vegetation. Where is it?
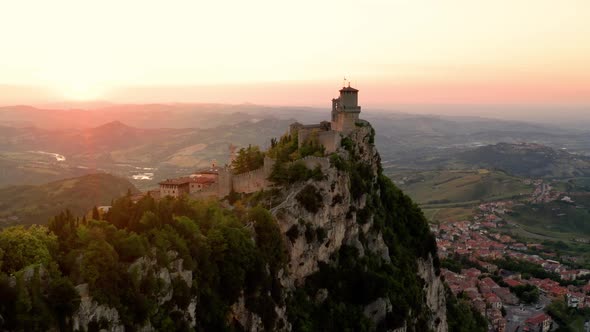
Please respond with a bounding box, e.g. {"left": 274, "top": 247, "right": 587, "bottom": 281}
{"left": 445, "top": 287, "right": 487, "bottom": 332}
{"left": 329, "top": 153, "right": 349, "bottom": 172}
{"left": 493, "top": 257, "right": 560, "bottom": 281}
{"left": 270, "top": 162, "right": 325, "bottom": 185}
{"left": 546, "top": 298, "right": 590, "bottom": 332}
{"left": 0, "top": 193, "right": 287, "bottom": 331}
{"left": 267, "top": 132, "right": 326, "bottom": 185}
{"left": 510, "top": 284, "right": 539, "bottom": 304}
{"left": 440, "top": 255, "right": 485, "bottom": 273}
{"left": 295, "top": 185, "right": 324, "bottom": 213}
{"left": 231, "top": 145, "right": 265, "bottom": 174}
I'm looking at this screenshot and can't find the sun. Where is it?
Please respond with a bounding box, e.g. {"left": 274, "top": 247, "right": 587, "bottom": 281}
{"left": 39, "top": 63, "right": 110, "bottom": 101}
{"left": 54, "top": 81, "right": 106, "bottom": 101}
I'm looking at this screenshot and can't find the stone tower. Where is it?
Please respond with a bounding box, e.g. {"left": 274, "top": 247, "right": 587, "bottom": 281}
{"left": 331, "top": 84, "right": 361, "bottom": 134}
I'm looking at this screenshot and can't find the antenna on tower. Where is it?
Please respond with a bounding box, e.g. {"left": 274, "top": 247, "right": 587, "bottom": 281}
{"left": 343, "top": 76, "right": 347, "bottom": 88}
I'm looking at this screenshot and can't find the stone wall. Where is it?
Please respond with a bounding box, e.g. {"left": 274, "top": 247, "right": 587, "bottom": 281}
{"left": 293, "top": 155, "right": 330, "bottom": 171}
{"left": 232, "top": 166, "right": 271, "bottom": 194}
{"left": 317, "top": 130, "right": 340, "bottom": 154}
{"left": 217, "top": 156, "right": 330, "bottom": 196}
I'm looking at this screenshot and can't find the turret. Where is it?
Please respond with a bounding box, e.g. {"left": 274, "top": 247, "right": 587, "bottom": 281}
{"left": 331, "top": 83, "right": 361, "bottom": 134}
{"left": 339, "top": 85, "right": 359, "bottom": 110}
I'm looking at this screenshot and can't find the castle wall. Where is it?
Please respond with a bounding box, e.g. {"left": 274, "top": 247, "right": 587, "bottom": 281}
{"left": 217, "top": 168, "right": 233, "bottom": 198}
{"left": 217, "top": 156, "right": 330, "bottom": 196}
{"left": 317, "top": 130, "right": 340, "bottom": 154}
{"left": 231, "top": 167, "right": 271, "bottom": 194}
{"left": 295, "top": 155, "right": 330, "bottom": 170}
{"left": 298, "top": 128, "right": 314, "bottom": 147}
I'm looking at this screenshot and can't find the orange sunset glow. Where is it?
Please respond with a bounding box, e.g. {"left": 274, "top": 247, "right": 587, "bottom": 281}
{"left": 1, "top": 0, "right": 589, "bottom": 108}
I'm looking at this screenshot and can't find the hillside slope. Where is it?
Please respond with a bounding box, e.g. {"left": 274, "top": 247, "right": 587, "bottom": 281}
{"left": 0, "top": 173, "right": 138, "bottom": 226}
{"left": 456, "top": 143, "right": 590, "bottom": 178}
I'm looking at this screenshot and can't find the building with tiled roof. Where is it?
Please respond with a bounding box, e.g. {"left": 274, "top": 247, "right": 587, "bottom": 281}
{"left": 524, "top": 313, "right": 552, "bottom": 332}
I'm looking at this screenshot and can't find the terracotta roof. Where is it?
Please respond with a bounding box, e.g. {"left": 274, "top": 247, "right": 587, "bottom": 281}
{"left": 504, "top": 279, "right": 522, "bottom": 287}
{"left": 196, "top": 170, "right": 219, "bottom": 175}
{"left": 159, "top": 178, "right": 192, "bottom": 185}
{"left": 525, "top": 313, "right": 550, "bottom": 325}
{"left": 191, "top": 177, "right": 216, "bottom": 184}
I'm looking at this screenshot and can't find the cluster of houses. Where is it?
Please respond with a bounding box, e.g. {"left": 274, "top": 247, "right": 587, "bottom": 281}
{"left": 529, "top": 181, "right": 562, "bottom": 204}
{"left": 443, "top": 268, "right": 513, "bottom": 331}
{"left": 434, "top": 214, "right": 590, "bottom": 331}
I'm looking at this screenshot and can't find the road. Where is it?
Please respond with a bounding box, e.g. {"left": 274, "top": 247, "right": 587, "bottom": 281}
{"left": 504, "top": 295, "right": 551, "bottom": 332}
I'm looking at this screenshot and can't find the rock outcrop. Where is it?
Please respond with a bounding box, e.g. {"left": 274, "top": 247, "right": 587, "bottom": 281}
{"left": 244, "top": 123, "right": 447, "bottom": 331}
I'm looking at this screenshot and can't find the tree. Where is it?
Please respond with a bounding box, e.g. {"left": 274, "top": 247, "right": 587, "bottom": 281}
{"left": 510, "top": 284, "right": 540, "bottom": 304}
{"left": 92, "top": 206, "right": 101, "bottom": 220}
{"left": 248, "top": 206, "right": 286, "bottom": 273}
{"left": 48, "top": 277, "right": 81, "bottom": 331}
{"left": 79, "top": 239, "right": 119, "bottom": 302}
{"left": 231, "top": 145, "right": 265, "bottom": 174}
{"left": 0, "top": 226, "right": 57, "bottom": 273}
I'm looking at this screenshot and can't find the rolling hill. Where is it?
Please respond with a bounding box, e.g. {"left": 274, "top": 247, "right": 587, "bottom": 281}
{"left": 390, "top": 169, "right": 534, "bottom": 206}
{"left": 0, "top": 173, "right": 138, "bottom": 226}
{"left": 456, "top": 142, "right": 590, "bottom": 178}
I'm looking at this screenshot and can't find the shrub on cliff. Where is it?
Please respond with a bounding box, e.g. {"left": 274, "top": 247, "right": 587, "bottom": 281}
{"left": 296, "top": 185, "right": 323, "bottom": 213}
{"left": 270, "top": 162, "right": 325, "bottom": 185}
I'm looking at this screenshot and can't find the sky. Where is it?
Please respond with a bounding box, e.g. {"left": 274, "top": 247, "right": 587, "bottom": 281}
{"left": 1, "top": 0, "right": 589, "bottom": 111}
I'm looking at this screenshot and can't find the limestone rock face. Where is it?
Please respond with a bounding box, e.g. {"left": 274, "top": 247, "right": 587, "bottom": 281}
{"left": 271, "top": 126, "right": 384, "bottom": 287}
{"left": 264, "top": 125, "right": 448, "bottom": 331}
{"left": 72, "top": 250, "right": 196, "bottom": 332}
{"left": 229, "top": 294, "right": 265, "bottom": 332}
{"left": 418, "top": 255, "right": 448, "bottom": 332}
{"left": 72, "top": 284, "right": 125, "bottom": 332}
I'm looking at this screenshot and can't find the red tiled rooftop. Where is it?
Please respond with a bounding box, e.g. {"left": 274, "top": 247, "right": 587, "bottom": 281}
{"left": 525, "top": 313, "right": 551, "bottom": 325}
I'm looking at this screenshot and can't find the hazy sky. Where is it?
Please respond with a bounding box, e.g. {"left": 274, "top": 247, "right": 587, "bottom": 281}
{"left": 1, "top": 0, "right": 589, "bottom": 107}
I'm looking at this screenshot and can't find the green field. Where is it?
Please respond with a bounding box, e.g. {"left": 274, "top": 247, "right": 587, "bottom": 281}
{"left": 387, "top": 169, "right": 534, "bottom": 223}
{"left": 421, "top": 206, "right": 475, "bottom": 224}
{"left": 390, "top": 169, "right": 533, "bottom": 205}
{"left": 504, "top": 194, "right": 590, "bottom": 239}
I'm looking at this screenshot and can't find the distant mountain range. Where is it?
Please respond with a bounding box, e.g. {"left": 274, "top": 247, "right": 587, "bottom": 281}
{"left": 0, "top": 118, "right": 291, "bottom": 188}
{"left": 2, "top": 103, "right": 590, "bottom": 188}
{"left": 0, "top": 173, "right": 138, "bottom": 226}
{"left": 455, "top": 142, "right": 590, "bottom": 178}
{"left": 0, "top": 103, "right": 319, "bottom": 129}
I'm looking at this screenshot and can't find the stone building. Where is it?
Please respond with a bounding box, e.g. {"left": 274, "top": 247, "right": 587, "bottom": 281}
{"left": 159, "top": 175, "right": 216, "bottom": 198}
{"left": 289, "top": 83, "right": 362, "bottom": 153}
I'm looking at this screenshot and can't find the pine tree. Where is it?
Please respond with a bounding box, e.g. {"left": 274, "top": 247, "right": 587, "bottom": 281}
{"left": 92, "top": 206, "right": 100, "bottom": 220}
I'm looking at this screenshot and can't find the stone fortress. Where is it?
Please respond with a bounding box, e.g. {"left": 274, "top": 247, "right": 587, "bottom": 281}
{"left": 157, "top": 83, "right": 363, "bottom": 199}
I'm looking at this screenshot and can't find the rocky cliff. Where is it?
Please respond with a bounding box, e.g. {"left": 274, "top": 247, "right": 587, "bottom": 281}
{"left": 260, "top": 123, "right": 446, "bottom": 331}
